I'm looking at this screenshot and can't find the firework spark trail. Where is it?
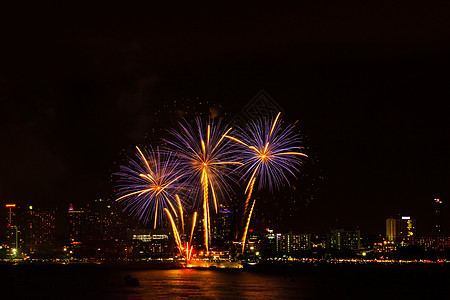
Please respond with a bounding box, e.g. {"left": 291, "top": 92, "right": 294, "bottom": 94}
{"left": 242, "top": 199, "right": 256, "bottom": 254}
{"left": 187, "top": 243, "right": 194, "bottom": 261}
{"left": 165, "top": 208, "right": 183, "bottom": 255}
{"left": 226, "top": 112, "right": 308, "bottom": 252}
{"left": 114, "top": 147, "right": 184, "bottom": 228}
{"left": 176, "top": 194, "right": 184, "bottom": 234}
{"left": 242, "top": 177, "right": 256, "bottom": 226}
{"left": 185, "top": 242, "right": 193, "bottom": 261}
{"left": 190, "top": 211, "right": 197, "bottom": 245}
{"left": 166, "top": 118, "right": 241, "bottom": 253}
{"left": 165, "top": 194, "right": 197, "bottom": 262}
{"left": 201, "top": 168, "right": 210, "bottom": 252}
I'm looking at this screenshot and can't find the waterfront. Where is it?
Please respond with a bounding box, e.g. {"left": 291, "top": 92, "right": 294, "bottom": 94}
{"left": 2, "top": 262, "right": 450, "bottom": 299}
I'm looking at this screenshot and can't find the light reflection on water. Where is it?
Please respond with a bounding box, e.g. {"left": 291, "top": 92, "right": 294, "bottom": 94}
{"left": 127, "top": 269, "right": 311, "bottom": 299}
{"left": 4, "top": 263, "right": 449, "bottom": 299}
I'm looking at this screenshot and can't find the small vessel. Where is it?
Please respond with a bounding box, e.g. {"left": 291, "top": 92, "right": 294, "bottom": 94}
{"left": 124, "top": 274, "right": 139, "bottom": 287}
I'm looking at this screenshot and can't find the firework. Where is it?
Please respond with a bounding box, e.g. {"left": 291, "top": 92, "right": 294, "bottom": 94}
{"left": 241, "top": 199, "right": 256, "bottom": 253}
{"left": 226, "top": 112, "right": 307, "bottom": 252}
{"left": 114, "top": 146, "right": 184, "bottom": 228}
{"left": 189, "top": 211, "right": 197, "bottom": 245}
{"left": 165, "top": 208, "right": 183, "bottom": 253}
{"left": 166, "top": 118, "right": 241, "bottom": 252}
{"left": 165, "top": 195, "right": 195, "bottom": 262}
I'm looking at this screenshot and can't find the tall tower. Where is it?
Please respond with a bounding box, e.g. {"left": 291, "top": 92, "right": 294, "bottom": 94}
{"left": 68, "top": 204, "right": 86, "bottom": 245}
{"left": 434, "top": 198, "right": 442, "bottom": 235}
{"left": 24, "top": 207, "right": 56, "bottom": 253}
{"left": 5, "top": 204, "right": 19, "bottom": 256}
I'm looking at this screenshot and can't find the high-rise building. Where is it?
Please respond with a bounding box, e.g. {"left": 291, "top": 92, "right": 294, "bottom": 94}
{"left": 261, "top": 228, "right": 277, "bottom": 254}
{"left": 434, "top": 198, "right": 442, "bottom": 236}
{"left": 68, "top": 204, "right": 86, "bottom": 245}
{"left": 5, "top": 204, "right": 21, "bottom": 256}
{"left": 291, "top": 233, "right": 312, "bottom": 252}
{"left": 211, "top": 204, "right": 234, "bottom": 249}
{"left": 329, "top": 228, "right": 361, "bottom": 251}
{"left": 84, "top": 199, "right": 125, "bottom": 241}
{"left": 386, "top": 215, "right": 416, "bottom": 246}
{"left": 24, "top": 207, "right": 56, "bottom": 252}
{"left": 192, "top": 213, "right": 206, "bottom": 249}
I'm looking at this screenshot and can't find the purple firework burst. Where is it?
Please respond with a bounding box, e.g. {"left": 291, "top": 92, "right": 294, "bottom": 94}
{"left": 165, "top": 118, "right": 240, "bottom": 213}
{"left": 226, "top": 112, "right": 308, "bottom": 194}
{"left": 114, "top": 146, "right": 185, "bottom": 228}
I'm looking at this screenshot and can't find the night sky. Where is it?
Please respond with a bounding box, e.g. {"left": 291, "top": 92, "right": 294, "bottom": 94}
{"left": 1, "top": 3, "right": 449, "bottom": 235}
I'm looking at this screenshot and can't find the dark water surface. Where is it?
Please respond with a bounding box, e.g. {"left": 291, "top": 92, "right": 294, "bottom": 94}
{"left": 1, "top": 263, "right": 449, "bottom": 299}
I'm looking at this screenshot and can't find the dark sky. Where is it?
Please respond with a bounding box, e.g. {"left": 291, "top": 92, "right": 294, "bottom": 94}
{"left": 1, "top": 3, "right": 449, "bottom": 235}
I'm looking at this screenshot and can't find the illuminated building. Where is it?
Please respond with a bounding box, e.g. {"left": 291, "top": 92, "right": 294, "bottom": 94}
{"left": 100, "top": 202, "right": 124, "bottom": 241}
{"left": 329, "top": 228, "right": 361, "bottom": 250}
{"left": 86, "top": 206, "right": 101, "bottom": 241}
{"left": 68, "top": 204, "right": 87, "bottom": 244}
{"left": 24, "top": 207, "right": 56, "bottom": 252}
{"left": 291, "top": 233, "right": 311, "bottom": 251}
{"left": 5, "top": 204, "right": 21, "bottom": 256}
{"left": 244, "top": 231, "right": 262, "bottom": 254}
{"left": 434, "top": 198, "right": 442, "bottom": 236}
{"left": 260, "top": 228, "right": 277, "bottom": 254}
{"left": 67, "top": 199, "right": 127, "bottom": 259}
{"left": 126, "top": 228, "right": 172, "bottom": 256}
{"left": 311, "top": 234, "right": 327, "bottom": 249}
{"left": 275, "top": 232, "right": 311, "bottom": 253}
{"left": 85, "top": 198, "right": 125, "bottom": 241}
{"left": 412, "top": 236, "right": 450, "bottom": 252}
{"left": 386, "top": 215, "right": 416, "bottom": 246}
{"left": 373, "top": 240, "right": 397, "bottom": 253}
{"left": 211, "top": 204, "right": 234, "bottom": 249}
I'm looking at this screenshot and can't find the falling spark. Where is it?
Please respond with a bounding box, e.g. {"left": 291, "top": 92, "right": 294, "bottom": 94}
{"left": 165, "top": 199, "right": 195, "bottom": 262}
{"left": 190, "top": 211, "right": 197, "bottom": 245}
{"left": 243, "top": 177, "right": 256, "bottom": 226}
{"left": 165, "top": 208, "right": 183, "bottom": 255}
{"left": 176, "top": 194, "right": 184, "bottom": 234}
{"left": 242, "top": 199, "right": 256, "bottom": 254}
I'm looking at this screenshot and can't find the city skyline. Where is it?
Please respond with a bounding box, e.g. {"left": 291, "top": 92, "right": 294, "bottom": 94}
{"left": 1, "top": 194, "right": 447, "bottom": 239}
{"left": 3, "top": 198, "right": 450, "bottom": 262}
{"left": 2, "top": 197, "right": 446, "bottom": 239}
